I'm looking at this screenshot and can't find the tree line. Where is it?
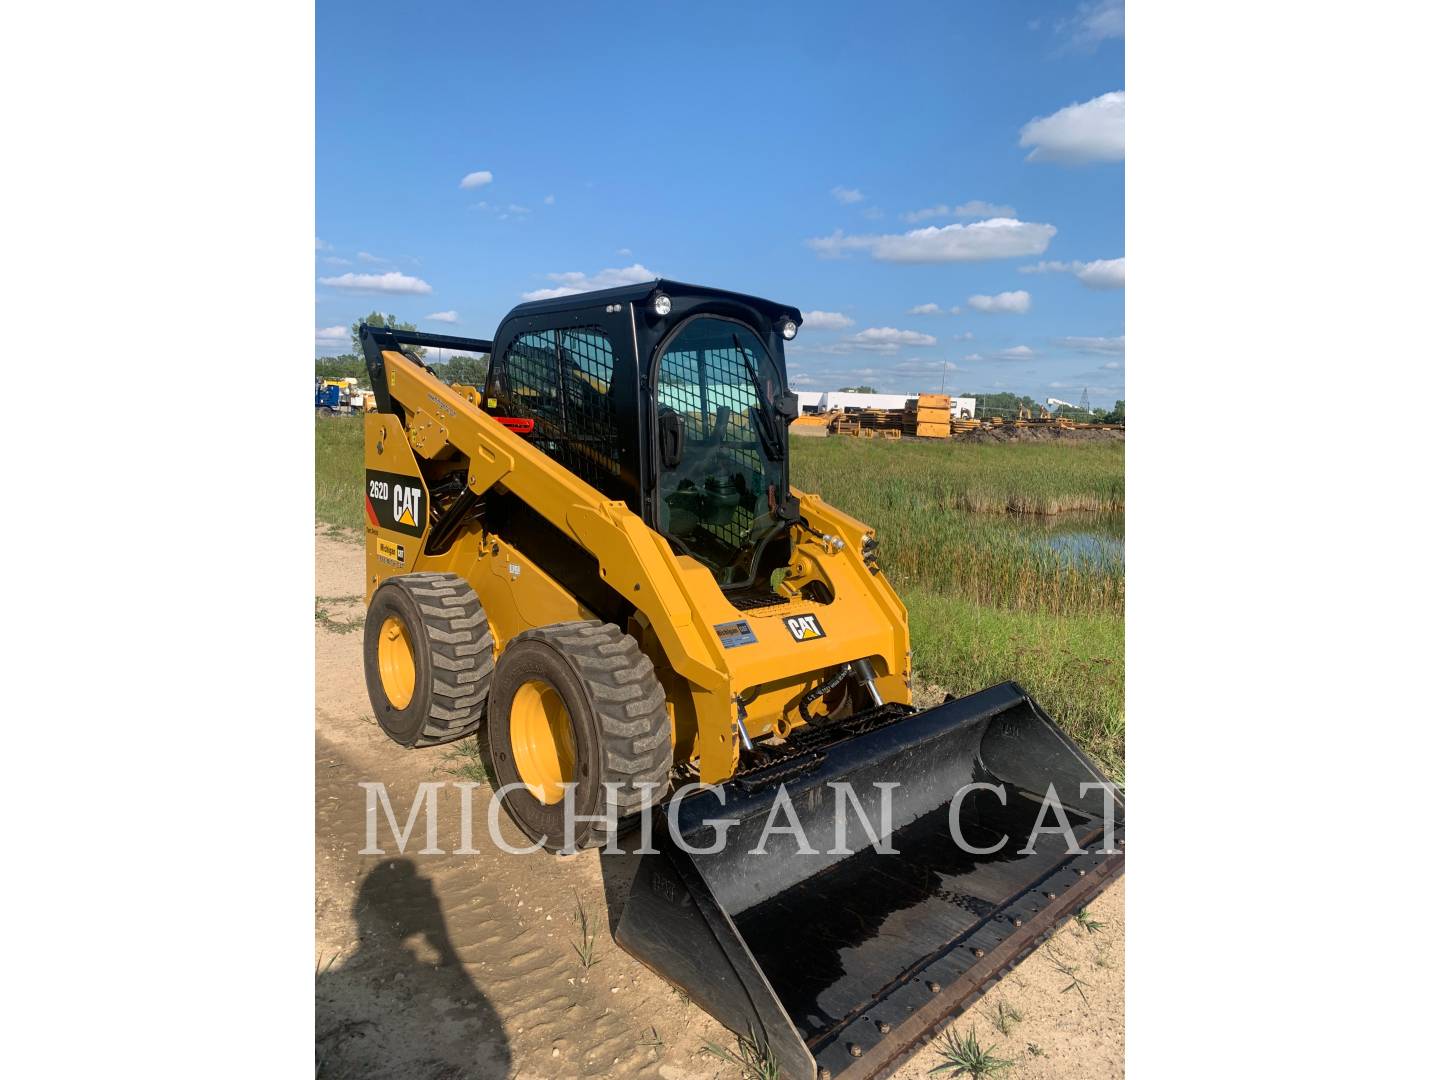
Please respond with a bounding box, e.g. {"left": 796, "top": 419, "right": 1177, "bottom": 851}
{"left": 315, "top": 312, "right": 489, "bottom": 390}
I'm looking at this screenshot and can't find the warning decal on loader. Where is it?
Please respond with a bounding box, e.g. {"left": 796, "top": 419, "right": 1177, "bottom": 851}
{"left": 783, "top": 614, "right": 826, "bottom": 641}
{"left": 365, "top": 470, "right": 428, "bottom": 538}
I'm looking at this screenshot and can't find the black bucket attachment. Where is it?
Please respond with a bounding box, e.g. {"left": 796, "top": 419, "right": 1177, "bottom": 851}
{"left": 614, "top": 682, "right": 1124, "bottom": 1080}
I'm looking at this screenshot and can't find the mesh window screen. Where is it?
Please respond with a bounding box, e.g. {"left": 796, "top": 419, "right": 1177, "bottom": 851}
{"left": 499, "top": 328, "right": 620, "bottom": 491}
{"left": 656, "top": 320, "right": 780, "bottom": 575}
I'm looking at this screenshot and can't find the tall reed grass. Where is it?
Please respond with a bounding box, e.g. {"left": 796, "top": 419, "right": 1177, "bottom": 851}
{"left": 792, "top": 437, "right": 1125, "bottom": 616}
{"left": 791, "top": 436, "right": 1124, "bottom": 515}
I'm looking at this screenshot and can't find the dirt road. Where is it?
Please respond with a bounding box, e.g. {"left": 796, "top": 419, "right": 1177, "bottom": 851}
{"left": 314, "top": 526, "right": 1124, "bottom": 1079}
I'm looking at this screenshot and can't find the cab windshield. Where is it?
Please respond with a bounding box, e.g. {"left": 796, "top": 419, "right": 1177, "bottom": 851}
{"left": 654, "top": 317, "right": 787, "bottom": 587}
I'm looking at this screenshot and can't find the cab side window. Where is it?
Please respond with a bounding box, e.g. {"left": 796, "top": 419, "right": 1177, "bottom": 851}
{"left": 496, "top": 326, "right": 621, "bottom": 494}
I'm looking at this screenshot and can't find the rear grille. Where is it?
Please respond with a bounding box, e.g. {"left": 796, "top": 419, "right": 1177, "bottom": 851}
{"left": 728, "top": 592, "right": 791, "bottom": 612}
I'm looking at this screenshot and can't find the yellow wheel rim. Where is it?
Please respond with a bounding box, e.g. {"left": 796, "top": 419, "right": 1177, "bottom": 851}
{"left": 377, "top": 615, "right": 417, "bottom": 710}
{"left": 510, "top": 679, "right": 575, "bottom": 805}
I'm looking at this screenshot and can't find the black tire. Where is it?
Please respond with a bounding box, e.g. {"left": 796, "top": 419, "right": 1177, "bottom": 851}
{"left": 488, "top": 620, "right": 671, "bottom": 852}
{"left": 363, "top": 573, "right": 494, "bottom": 747}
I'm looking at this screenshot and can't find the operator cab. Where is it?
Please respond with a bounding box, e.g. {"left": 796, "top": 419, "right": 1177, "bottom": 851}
{"left": 485, "top": 280, "right": 802, "bottom": 596}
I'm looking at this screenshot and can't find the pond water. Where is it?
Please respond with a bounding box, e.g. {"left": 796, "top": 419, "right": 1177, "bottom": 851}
{"left": 1010, "top": 511, "right": 1124, "bottom": 574}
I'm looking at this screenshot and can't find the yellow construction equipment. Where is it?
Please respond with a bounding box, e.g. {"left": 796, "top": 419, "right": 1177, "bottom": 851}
{"left": 357, "top": 280, "right": 1123, "bottom": 1080}
{"left": 788, "top": 412, "right": 833, "bottom": 438}
{"left": 904, "top": 394, "right": 952, "bottom": 438}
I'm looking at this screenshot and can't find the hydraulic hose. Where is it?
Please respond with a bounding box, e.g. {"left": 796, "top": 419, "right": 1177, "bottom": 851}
{"left": 798, "top": 664, "right": 853, "bottom": 725}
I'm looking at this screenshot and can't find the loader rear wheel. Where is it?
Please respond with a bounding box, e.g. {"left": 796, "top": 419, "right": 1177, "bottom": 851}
{"left": 488, "top": 621, "right": 671, "bottom": 852}
{"left": 363, "top": 573, "right": 494, "bottom": 747}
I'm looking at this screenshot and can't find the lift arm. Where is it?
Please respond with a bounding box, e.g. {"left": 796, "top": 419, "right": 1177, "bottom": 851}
{"left": 371, "top": 341, "right": 740, "bottom": 779}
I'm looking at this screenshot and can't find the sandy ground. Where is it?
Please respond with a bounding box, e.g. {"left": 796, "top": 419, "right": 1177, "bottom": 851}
{"left": 314, "top": 525, "right": 1123, "bottom": 1079}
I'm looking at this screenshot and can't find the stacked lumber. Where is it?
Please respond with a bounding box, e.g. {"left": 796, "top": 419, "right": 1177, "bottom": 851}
{"left": 904, "top": 394, "right": 952, "bottom": 438}
{"left": 855, "top": 408, "right": 905, "bottom": 433}
{"left": 830, "top": 416, "right": 861, "bottom": 436}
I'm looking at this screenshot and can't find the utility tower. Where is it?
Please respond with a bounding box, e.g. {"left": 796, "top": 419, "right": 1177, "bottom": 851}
{"left": 1079, "top": 386, "right": 1091, "bottom": 414}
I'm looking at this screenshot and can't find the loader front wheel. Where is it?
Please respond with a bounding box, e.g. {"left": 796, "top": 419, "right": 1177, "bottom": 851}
{"left": 488, "top": 621, "right": 671, "bottom": 852}
{"left": 363, "top": 573, "right": 494, "bottom": 747}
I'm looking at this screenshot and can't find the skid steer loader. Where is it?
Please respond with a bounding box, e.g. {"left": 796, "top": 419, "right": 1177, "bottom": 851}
{"left": 358, "top": 280, "right": 1123, "bottom": 1080}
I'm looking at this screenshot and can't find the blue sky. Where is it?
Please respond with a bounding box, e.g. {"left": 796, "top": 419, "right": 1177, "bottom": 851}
{"left": 317, "top": 0, "right": 1124, "bottom": 407}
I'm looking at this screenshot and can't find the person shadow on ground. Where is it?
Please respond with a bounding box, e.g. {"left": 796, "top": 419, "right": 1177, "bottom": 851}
{"left": 316, "top": 858, "right": 510, "bottom": 1079}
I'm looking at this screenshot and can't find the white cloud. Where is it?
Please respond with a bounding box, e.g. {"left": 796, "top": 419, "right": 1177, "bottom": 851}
{"left": 1058, "top": 0, "right": 1125, "bottom": 49}
{"left": 1020, "top": 91, "right": 1124, "bottom": 164}
{"left": 807, "top": 218, "right": 1057, "bottom": 263}
{"left": 802, "top": 310, "right": 855, "bottom": 330}
{"left": 968, "top": 290, "right": 1032, "bottom": 314}
{"left": 860, "top": 206, "right": 885, "bottom": 220}
{"left": 1073, "top": 258, "right": 1125, "bottom": 288}
{"left": 616, "top": 247, "right": 633, "bottom": 256}
{"left": 1102, "top": 361, "right": 1122, "bottom": 369}
{"left": 315, "top": 325, "right": 349, "bottom": 345}
{"left": 520, "top": 263, "right": 658, "bottom": 301}
{"left": 356, "top": 251, "right": 385, "bottom": 264}
{"left": 460, "top": 170, "right": 494, "bottom": 189}
{"left": 1021, "top": 256, "right": 1124, "bottom": 289}
{"left": 997, "top": 345, "right": 1037, "bottom": 359}
{"left": 1055, "top": 335, "right": 1125, "bottom": 355}
{"left": 321, "top": 256, "right": 350, "bottom": 266}
{"left": 901, "top": 200, "right": 1017, "bottom": 223}
{"left": 315, "top": 237, "right": 330, "bottom": 251}
{"left": 851, "top": 327, "right": 938, "bottom": 352}
{"left": 955, "top": 200, "right": 1018, "bottom": 219}
{"left": 831, "top": 186, "right": 864, "bottom": 204}
{"left": 962, "top": 353, "right": 983, "bottom": 361}
{"left": 907, "top": 303, "right": 944, "bottom": 315}
{"left": 902, "top": 205, "right": 950, "bottom": 223}
{"left": 543, "top": 194, "right": 555, "bottom": 205}
{"left": 317, "top": 271, "right": 433, "bottom": 295}
{"left": 426, "top": 310, "right": 460, "bottom": 323}
{"left": 893, "top": 357, "right": 960, "bottom": 374}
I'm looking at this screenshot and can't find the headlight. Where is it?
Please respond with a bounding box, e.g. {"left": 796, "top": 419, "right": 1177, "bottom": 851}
{"left": 651, "top": 293, "right": 672, "bottom": 317}
{"left": 781, "top": 319, "right": 798, "bottom": 340}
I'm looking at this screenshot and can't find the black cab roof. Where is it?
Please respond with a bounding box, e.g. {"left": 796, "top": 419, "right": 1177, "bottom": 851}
{"left": 505, "top": 278, "right": 803, "bottom": 327}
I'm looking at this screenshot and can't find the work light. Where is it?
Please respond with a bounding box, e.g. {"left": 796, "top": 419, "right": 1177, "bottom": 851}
{"left": 781, "top": 319, "right": 798, "bottom": 340}
{"left": 650, "top": 293, "right": 672, "bottom": 317}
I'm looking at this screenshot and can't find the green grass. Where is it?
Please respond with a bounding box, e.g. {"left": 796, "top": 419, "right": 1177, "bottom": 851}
{"left": 990, "top": 999, "right": 1023, "bottom": 1036}
{"left": 907, "top": 595, "right": 1124, "bottom": 781}
{"left": 929, "top": 1026, "right": 1014, "bottom": 1077}
{"left": 571, "top": 892, "right": 598, "bottom": 969}
{"left": 792, "top": 437, "right": 1124, "bottom": 616}
{"left": 702, "top": 1033, "right": 779, "bottom": 1080}
{"left": 791, "top": 435, "right": 1124, "bottom": 515}
{"left": 316, "top": 415, "right": 365, "bottom": 529}
{"left": 440, "top": 737, "right": 489, "bottom": 783}
{"left": 792, "top": 436, "right": 1125, "bottom": 773}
